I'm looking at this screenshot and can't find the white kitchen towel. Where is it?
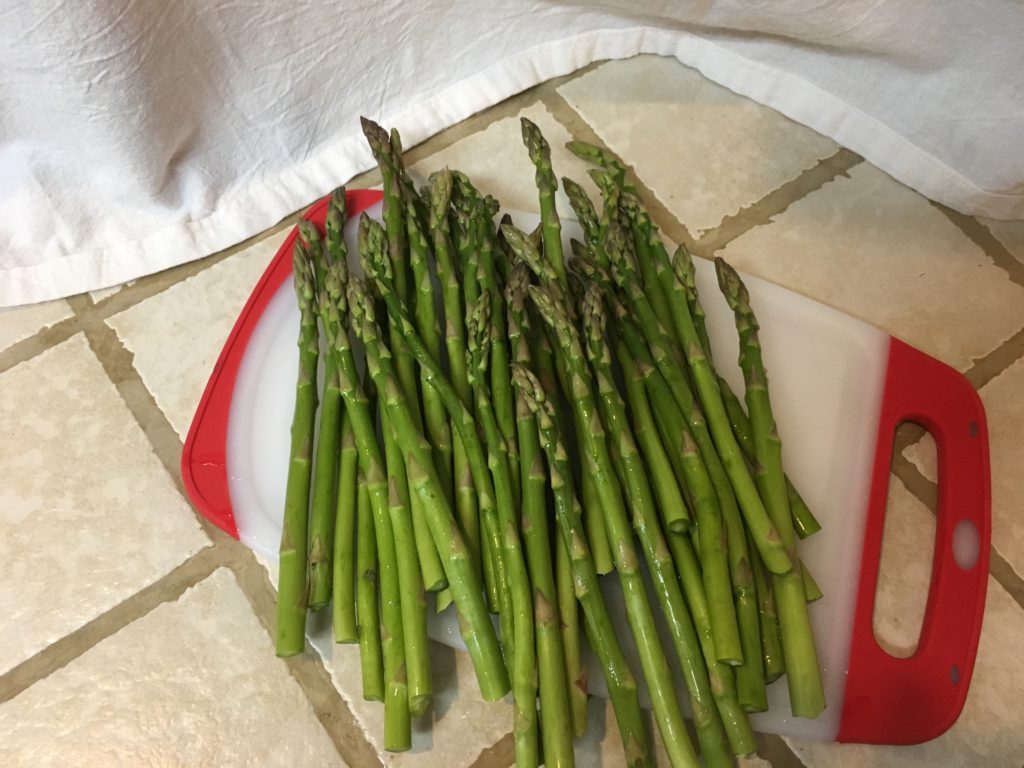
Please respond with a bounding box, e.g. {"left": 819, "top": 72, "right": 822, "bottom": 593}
{"left": 2, "top": 1, "right": 1022, "bottom": 306}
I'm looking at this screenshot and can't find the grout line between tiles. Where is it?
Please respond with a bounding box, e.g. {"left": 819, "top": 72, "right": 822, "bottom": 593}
{"left": 0, "top": 545, "right": 225, "bottom": 706}
{"left": 893, "top": 453, "right": 1024, "bottom": 615}
{"left": 61, "top": 295, "right": 383, "bottom": 768}
{"left": 468, "top": 731, "right": 515, "bottom": 768}
{"left": 226, "top": 550, "right": 385, "bottom": 768}
{"left": 697, "top": 149, "right": 863, "bottom": 254}
{"left": 934, "top": 203, "right": 1024, "bottom": 290}
{"left": 0, "top": 315, "right": 81, "bottom": 375}
{"left": 541, "top": 88, "right": 863, "bottom": 267}
{"left": 963, "top": 324, "right": 1024, "bottom": 390}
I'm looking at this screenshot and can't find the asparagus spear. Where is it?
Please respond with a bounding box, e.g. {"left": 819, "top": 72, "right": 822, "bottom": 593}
{"left": 451, "top": 174, "right": 520, "bottom": 509}
{"left": 672, "top": 244, "right": 822, "bottom": 540}
{"left": 528, "top": 283, "right": 699, "bottom": 768}
{"left": 607, "top": 291, "right": 743, "bottom": 665}
{"left": 632, "top": 234, "right": 765, "bottom": 706}
{"left": 355, "top": 462, "right": 385, "bottom": 701}
{"left": 501, "top": 224, "right": 615, "bottom": 576}
{"left": 582, "top": 286, "right": 731, "bottom": 768}
{"left": 507, "top": 264, "right": 577, "bottom": 766}
{"left": 322, "top": 261, "right": 410, "bottom": 750}
{"left": 381, "top": 414, "right": 432, "bottom": 717}
{"left": 716, "top": 258, "right": 825, "bottom": 719}
{"left": 276, "top": 236, "right": 318, "bottom": 657}
{"left": 618, "top": 346, "right": 756, "bottom": 756}
{"left": 514, "top": 366, "right": 652, "bottom": 768}
{"left": 407, "top": 195, "right": 454, "bottom": 506}
{"left": 605, "top": 226, "right": 792, "bottom": 578}
{"left": 333, "top": 411, "right": 358, "bottom": 642}
{"left": 362, "top": 118, "right": 447, "bottom": 595}
{"left": 429, "top": 170, "right": 481, "bottom": 598}
{"left": 513, "top": 263, "right": 590, "bottom": 737}
{"left": 466, "top": 292, "right": 539, "bottom": 767}
{"left": 450, "top": 188, "right": 501, "bottom": 612}
{"left": 521, "top": 117, "right": 566, "bottom": 284}
{"left": 307, "top": 198, "right": 346, "bottom": 610}
{"left": 750, "top": 533, "right": 786, "bottom": 683}
{"left": 353, "top": 226, "right": 510, "bottom": 702}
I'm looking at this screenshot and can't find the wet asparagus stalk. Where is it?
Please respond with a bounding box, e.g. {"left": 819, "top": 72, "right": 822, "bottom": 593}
{"left": 716, "top": 258, "right": 826, "bottom": 719}
{"left": 515, "top": 366, "right": 653, "bottom": 768}
{"left": 275, "top": 235, "right": 318, "bottom": 657}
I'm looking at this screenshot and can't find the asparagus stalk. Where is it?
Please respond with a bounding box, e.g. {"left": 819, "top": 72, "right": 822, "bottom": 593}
{"left": 322, "top": 261, "right": 410, "bottom": 750}
{"left": 466, "top": 293, "right": 539, "bottom": 767}
{"left": 674, "top": 532, "right": 759, "bottom": 755}
{"left": 750, "top": 532, "right": 786, "bottom": 684}
{"left": 613, "top": 334, "right": 690, "bottom": 534}
{"left": 501, "top": 224, "right": 615, "bottom": 576}
{"left": 514, "top": 366, "right": 652, "bottom": 768}
{"left": 333, "top": 411, "right": 359, "bottom": 642}
{"left": 671, "top": 244, "right": 822, "bottom": 540}
{"left": 716, "top": 258, "right": 825, "bottom": 719}
{"left": 618, "top": 346, "right": 756, "bottom": 756}
{"left": 362, "top": 118, "right": 447, "bottom": 595}
{"left": 508, "top": 265, "right": 577, "bottom": 765}
{"left": 605, "top": 228, "right": 792, "bottom": 578}
{"left": 407, "top": 196, "right": 454, "bottom": 504}
{"left": 355, "top": 462, "right": 385, "bottom": 701}
{"left": 528, "top": 283, "right": 698, "bottom": 768}
{"left": 381, "top": 414, "right": 432, "bottom": 717}
{"left": 607, "top": 294, "right": 743, "bottom": 666}
{"left": 354, "top": 223, "right": 510, "bottom": 701}
{"left": 451, "top": 190, "right": 500, "bottom": 612}
{"left": 803, "top": 564, "right": 824, "bottom": 603}
{"left": 276, "top": 236, "right": 318, "bottom": 657}
{"left": 307, "top": 198, "right": 346, "bottom": 610}
{"left": 521, "top": 117, "right": 566, "bottom": 283}
{"left": 582, "top": 286, "right": 730, "bottom": 768}
{"left": 632, "top": 235, "right": 765, "bottom": 706}
{"left": 429, "top": 170, "right": 481, "bottom": 597}
{"left": 513, "top": 264, "right": 590, "bottom": 737}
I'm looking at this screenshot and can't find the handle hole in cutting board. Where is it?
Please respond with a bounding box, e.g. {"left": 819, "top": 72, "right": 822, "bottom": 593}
{"left": 871, "top": 421, "right": 937, "bottom": 659}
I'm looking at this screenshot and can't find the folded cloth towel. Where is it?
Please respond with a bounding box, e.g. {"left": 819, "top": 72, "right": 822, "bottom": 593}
{"left": 1, "top": 0, "right": 1021, "bottom": 306}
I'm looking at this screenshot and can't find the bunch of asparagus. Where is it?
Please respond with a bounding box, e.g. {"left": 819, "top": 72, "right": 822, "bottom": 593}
{"left": 274, "top": 116, "right": 826, "bottom": 768}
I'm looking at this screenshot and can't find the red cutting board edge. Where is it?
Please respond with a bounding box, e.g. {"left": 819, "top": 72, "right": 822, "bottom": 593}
{"left": 181, "top": 189, "right": 991, "bottom": 746}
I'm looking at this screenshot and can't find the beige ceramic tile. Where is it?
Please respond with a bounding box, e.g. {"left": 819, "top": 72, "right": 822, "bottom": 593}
{"left": 308, "top": 622, "right": 510, "bottom": 766}
{"left": 980, "top": 216, "right": 1024, "bottom": 264}
{"left": 108, "top": 230, "right": 285, "bottom": 438}
{"left": 254, "top": 555, "right": 510, "bottom": 766}
{"left": 786, "top": 477, "right": 1024, "bottom": 766}
{"left": 906, "top": 357, "right": 1024, "bottom": 580}
{"left": 0, "top": 568, "right": 346, "bottom": 768}
{"left": 873, "top": 477, "right": 934, "bottom": 656}
{"left": 903, "top": 434, "right": 938, "bottom": 484}
{"left": 410, "top": 103, "right": 602, "bottom": 224}
{"left": 0, "top": 298, "right": 72, "bottom": 353}
{"left": 557, "top": 55, "right": 838, "bottom": 234}
{"left": 718, "top": 164, "right": 1024, "bottom": 369}
{"left": 0, "top": 334, "right": 209, "bottom": 675}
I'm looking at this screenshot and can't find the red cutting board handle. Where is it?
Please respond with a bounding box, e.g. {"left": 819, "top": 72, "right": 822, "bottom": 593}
{"left": 838, "top": 338, "right": 990, "bottom": 744}
{"left": 180, "top": 189, "right": 385, "bottom": 539}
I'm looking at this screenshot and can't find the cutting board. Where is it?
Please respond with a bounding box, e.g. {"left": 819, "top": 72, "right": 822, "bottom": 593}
{"left": 182, "top": 189, "right": 990, "bottom": 746}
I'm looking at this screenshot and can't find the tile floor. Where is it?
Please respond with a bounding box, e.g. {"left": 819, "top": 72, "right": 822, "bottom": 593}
{"left": 1, "top": 54, "right": 1022, "bottom": 767}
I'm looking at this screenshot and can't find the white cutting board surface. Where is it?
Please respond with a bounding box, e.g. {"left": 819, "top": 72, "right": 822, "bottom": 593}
{"left": 226, "top": 203, "right": 889, "bottom": 741}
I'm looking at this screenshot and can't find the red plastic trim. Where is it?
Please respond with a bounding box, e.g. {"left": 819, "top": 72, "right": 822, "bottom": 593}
{"left": 180, "top": 189, "right": 384, "bottom": 539}
{"left": 837, "top": 337, "right": 991, "bottom": 744}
